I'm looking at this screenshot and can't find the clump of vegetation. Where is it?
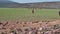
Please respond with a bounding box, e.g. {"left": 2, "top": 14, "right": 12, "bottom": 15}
{"left": 52, "top": 24, "right": 60, "bottom": 29}
{"left": 1, "top": 32, "right": 7, "bottom": 34}
{"left": 10, "top": 29, "right": 18, "bottom": 34}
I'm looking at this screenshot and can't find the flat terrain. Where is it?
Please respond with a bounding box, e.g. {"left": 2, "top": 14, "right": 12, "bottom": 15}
{"left": 0, "top": 8, "right": 60, "bottom": 21}
{"left": 0, "top": 8, "right": 60, "bottom": 34}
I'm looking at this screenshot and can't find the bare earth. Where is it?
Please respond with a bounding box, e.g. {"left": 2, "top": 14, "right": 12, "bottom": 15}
{"left": 0, "top": 20, "right": 60, "bottom": 34}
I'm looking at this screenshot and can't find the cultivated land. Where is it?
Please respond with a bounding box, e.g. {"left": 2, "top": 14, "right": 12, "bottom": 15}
{"left": 0, "top": 8, "right": 60, "bottom": 34}
{"left": 0, "top": 8, "right": 60, "bottom": 21}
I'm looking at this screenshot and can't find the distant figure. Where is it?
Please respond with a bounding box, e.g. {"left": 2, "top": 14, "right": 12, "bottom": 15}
{"left": 59, "top": 11, "right": 60, "bottom": 16}
{"left": 32, "top": 8, "right": 34, "bottom": 14}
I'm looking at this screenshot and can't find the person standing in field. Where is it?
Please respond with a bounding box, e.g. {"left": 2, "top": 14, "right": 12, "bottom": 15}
{"left": 59, "top": 11, "right": 60, "bottom": 16}
{"left": 32, "top": 8, "right": 35, "bottom": 14}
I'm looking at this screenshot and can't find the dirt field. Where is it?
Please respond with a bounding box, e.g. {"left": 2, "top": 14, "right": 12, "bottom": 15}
{"left": 0, "top": 20, "right": 60, "bottom": 34}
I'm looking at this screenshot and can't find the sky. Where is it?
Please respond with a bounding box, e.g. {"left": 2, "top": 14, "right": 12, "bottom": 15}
{"left": 10, "top": 0, "right": 60, "bottom": 3}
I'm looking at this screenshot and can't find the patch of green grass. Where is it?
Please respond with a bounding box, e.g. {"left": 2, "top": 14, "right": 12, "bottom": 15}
{"left": 0, "top": 8, "right": 60, "bottom": 21}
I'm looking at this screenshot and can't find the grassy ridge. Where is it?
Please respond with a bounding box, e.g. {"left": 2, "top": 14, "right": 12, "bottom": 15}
{"left": 0, "top": 8, "right": 60, "bottom": 21}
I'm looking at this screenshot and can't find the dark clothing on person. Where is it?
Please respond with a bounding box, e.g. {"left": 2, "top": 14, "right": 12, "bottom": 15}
{"left": 32, "top": 9, "right": 34, "bottom": 14}
{"left": 59, "top": 11, "right": 60, "bottom": 16}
